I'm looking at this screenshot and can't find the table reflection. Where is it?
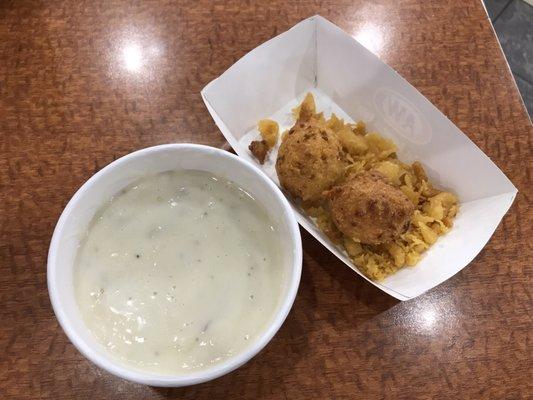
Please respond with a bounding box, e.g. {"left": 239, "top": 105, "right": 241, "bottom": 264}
{"left": 353, "top": 23, "right": 384, "bottom": 56}
{"left": 398, "top": 294, "right": 459, "bottom": 336}
{"left": 111, "top": 33, "right": 163, "bottom": 80}
{"left": 420, "top": 308, "right": 437, "bottom": 329}
{"left": 122, "top": 42, "right": 143, "bottom": 72}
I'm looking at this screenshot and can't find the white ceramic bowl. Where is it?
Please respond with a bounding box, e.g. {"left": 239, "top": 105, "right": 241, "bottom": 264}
{"left": 47, "top": 143, "right": 302, "bottom": 387}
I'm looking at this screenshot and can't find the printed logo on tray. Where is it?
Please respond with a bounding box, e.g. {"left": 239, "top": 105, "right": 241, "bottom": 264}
{"left": 374, "top": 88, "right": 431, "bottom": 145}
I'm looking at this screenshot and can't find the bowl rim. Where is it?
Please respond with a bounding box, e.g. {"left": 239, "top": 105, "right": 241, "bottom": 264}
{"left": 47, "top": 143, "right": 302, "bottom": 387}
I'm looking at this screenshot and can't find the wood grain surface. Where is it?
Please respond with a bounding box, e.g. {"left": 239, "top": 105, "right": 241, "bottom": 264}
{"left": 0, "top": 0, "right": 531, "bottom": 399}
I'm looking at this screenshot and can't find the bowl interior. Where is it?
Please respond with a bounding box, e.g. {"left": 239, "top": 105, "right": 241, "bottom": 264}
{"left": 48, "top": 144, "right": 301, "bottom": 386}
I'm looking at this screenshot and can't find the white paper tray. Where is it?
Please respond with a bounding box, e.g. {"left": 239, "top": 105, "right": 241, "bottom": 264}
{"left": 201, "top": 15, "right": 517, "bottom": 301}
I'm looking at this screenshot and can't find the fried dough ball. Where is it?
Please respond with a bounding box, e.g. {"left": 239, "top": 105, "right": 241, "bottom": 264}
{"left": 325, "top": 171, "right": 414, "bottom": 245}
{"left": 276, "top": 120, "right": 349, "bottom": 202}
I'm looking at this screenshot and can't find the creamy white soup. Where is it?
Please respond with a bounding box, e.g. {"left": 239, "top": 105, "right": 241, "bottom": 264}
{"left": 74, "top": 170, "right": 285, "bottom": 374}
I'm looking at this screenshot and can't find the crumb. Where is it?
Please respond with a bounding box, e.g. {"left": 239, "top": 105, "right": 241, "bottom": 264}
{"left": 249, "top": 139, "right": 269, "bottom": 164}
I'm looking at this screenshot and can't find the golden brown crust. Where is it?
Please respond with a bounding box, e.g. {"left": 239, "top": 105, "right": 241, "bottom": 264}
{"left": 249, "top": 139, "right": 269, "bottom": 164}
{"left": 271, "top": 93, "right": 458, "bottom": 280}
{"left": 276, "top": 121, "right": 349, "bottom": 202}
{"left": 325, "top": 171, "right": 414, "bottom": 245}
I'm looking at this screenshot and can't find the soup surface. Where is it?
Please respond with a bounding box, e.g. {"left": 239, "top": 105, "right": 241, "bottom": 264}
{"left": 74, "top": 170, "right": 285, "bottom": 374}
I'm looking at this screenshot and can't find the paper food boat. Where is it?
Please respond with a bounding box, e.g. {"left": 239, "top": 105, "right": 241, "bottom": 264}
{"left": 201, "top": 16, "right": 517, "bottom": 301}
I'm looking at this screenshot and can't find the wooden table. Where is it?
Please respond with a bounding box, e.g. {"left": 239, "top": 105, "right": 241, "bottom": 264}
{"left": 1, "top": 1, "right": 531, "bottom": 398}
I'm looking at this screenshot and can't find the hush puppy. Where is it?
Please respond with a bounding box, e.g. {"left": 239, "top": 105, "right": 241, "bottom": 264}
{"left": 325, "top": 171, "right": 414, "bottom": 245}
{"left": 276, "top": 120, "right": 349, "bottom": 202}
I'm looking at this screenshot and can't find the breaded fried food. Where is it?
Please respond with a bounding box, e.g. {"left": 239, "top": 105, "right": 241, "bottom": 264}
{"left": 257, "top": 92, "right": 458, "bottom": 280}
{"left": 249, "top": 140, "right": 269, "bottom": 164}
{"left": 276, "top": 119, "right": 349, "bottom": 202}
{"left": 325, "top": 171, "right": 414, "bottom": 245}
{"left": 249, "top": 119, "right": 280, "bottom": 164}
{"left": 257, "top": 119, "right": 279, "bottom": 148}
